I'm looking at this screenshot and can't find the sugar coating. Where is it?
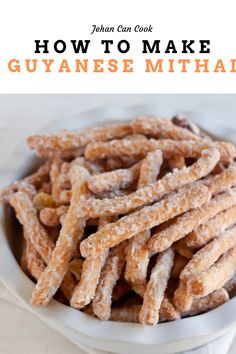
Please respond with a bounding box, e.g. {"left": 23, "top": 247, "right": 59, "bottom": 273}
{"left": 187, "top": 247, "right": 236, "bottom": 297}
{"left": 183, "top": 288, "right": 229, "bottom": 316}
{"left": 149, "top": 189, "right": 236, "bottom": 253}
{"left": 85, "top": 138, "right": 235, "bottom": 163}
{"left": 139, "top": 248, "right": 174, "bottom": 325}
{"left": 186, "top": 205, "right": 236, "bottom": 248}
{"left": 181, "top": 225, "right": 236, "bottom": 281}
{"left": 92, "top": 241, "right": 127, "bottom": 320}
{"left": 132, "top": 116, "right": 200, "bottom": 140}
{"left": 27, "top": 123, "right": 133, "bottom": 152}
{"left": 31, "top": 166, "right": 89, "bottom": 307}
{"left": 25, "top": 237, "right": 45, "bottom": 281}
{"left": 125, "top": 150, "right": 163, "bottom": 296}
{"left": 80, "top": 184, "right": 209, "bottom": 258}
{"left": 79, "top": 148, "right": 219, "bottom": 218}
{"left": 87, "top": 161, "right": 141, "bottom": 194}
{"left": 173, "top": 280, "right": 193, "bottom": 313}
{"left": 70, "top": 216, "right": 115, "bottom": 309}
{"left": 50, "top": 157, "right": 64, "bottom": 206}
{"left": 39, "top": 205, "right": 68, "bottom": 227}
{"left": 10, "top": 191, "right": 54, "bottom": 264}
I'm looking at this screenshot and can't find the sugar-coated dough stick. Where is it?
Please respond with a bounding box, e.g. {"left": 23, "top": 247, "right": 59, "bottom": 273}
{"left": 70, "top": 252, "right": 108, "bottom": 309}
{"left": 186, "top": 205, "right": 236, "bottom": 248}
{"left": 183, "top": 288, "right": 229, "bottom": 317}
{"left": 92, "top": 241, "right": 127, "bottom": 320}
{"left": 70, "top": 216, "right": 114, "bottom": 309}
{"left": 139, "top": 248, "right": 174, "bottom": 325}
{"left": 173, "top": 280, "right": 193, "bottom": 312}
{"left": 10, "top": 191, "right": 54, "bottom": 264}
{"left": 224, "top": 273, "right": 236, "bottom": 294}
{"left": 35, "top": 147, "right": 85, "bottom": 158}
{"left": 60, "top": 158, "right": 104, "bottom": 189}
{"left": 85, "top": 138, "right": 235, "bottom": 163}
{"left": 185, "top": 165, "right": 236, "bottom": 247}
{"left": 181, "top": 225, "right": 236, "bottom": 281}
{"left": 110, "top": 296, "right": 180, "bottom": 323}
{"left": 125, "top": 150, "right": 163, "bottom": 296}
{"left": 187, "top": 247, "right": 236, "bottom": 297}
{"left": 149, "top": 189, "right": 236, "bottom": 253}
{"left": 23, "top": 220, "right": 76, "bottom": 300}
{"left": 0, "top": 181, "right": 37, "bottom": 204}
{"left": 39, "top": 206, "right": 69, "bottom": 227}
{"left": 23, "top": 228, "right": 76, "bottom": 300}
{"left": 171, "top": 254, "right": 189, "bottom": 279}
{"left": 168, "top": 156, "right": 186, "bottom": 170}
{"left": 87, "top": 161, "right": 141, "bottom": 194}
{"left": 30, "top": 166, "right": 89, "bottom": 307}
{"left": 25, "top": 160, "right": 51, "bottom": 186}
{"left": 138, "top": 150, "right": 163, "bottom": 187}
{"left": 131, "top": 117, "right": 200, "bottom": 140}
{"left": 125, "top": 230, "right": 151, "bottom": 297}
{"left": 202, "top": 165, "right": 236, "bottom": 196}
{"left": 85, "top": 139, "right": 158, "bottom": 160}
{"left": 61, "top": 188, "right": 130, "bottom": 205}
{"left": 27, "top": 123, "right": 133, "bottom": 151}
{"left": 50, "top": 157, "right": 64, "bottom": 206}
{"left": 25, "top": 239, "right": 46, "bottom": 281}
{"left": 80, "top": 184, "right": 209, "bottom": 258}
{"left": 79, "top": 148, "right": 219, "bottom": 218}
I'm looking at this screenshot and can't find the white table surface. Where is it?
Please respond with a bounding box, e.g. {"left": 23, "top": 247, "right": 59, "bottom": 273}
{"left": 1, "top": 94, "right": 236, "bottom": 354}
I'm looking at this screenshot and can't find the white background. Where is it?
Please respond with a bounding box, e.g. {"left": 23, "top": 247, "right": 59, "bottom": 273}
{"left": 0, "top": 0, "right": 236, "bottom": 93}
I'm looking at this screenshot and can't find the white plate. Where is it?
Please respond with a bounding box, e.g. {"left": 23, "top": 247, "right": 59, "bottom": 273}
{"left": 1, "top": 104, "right": 236, "bottom": 354}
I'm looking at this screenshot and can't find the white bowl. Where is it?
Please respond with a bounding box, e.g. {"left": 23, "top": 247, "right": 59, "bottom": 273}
{"left": 1, "top": 104, "right": 236, "bottom": 354}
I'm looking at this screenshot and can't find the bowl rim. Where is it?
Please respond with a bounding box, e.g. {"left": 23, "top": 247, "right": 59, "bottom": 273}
{"left": 1, "top": 103, "right": 236, "bottom": 350}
